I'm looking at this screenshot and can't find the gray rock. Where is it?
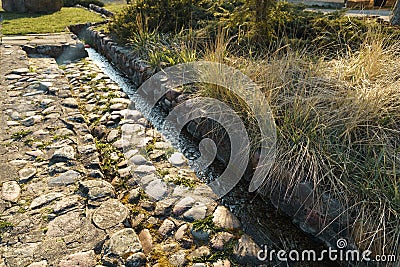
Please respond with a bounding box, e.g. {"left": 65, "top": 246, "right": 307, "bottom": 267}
{"left": 110, "top": 103, "right": 127, "bottom": 111}
{"left": 26, "top": 150, "right": 45, "bottom": 158}
{"left": 129, "top": 155, "right": 149, "bottom": 165}
{"left": 183, "top": 202, "right": 207, "bottom": 221}
{"left": 174, "top": 224, "right": 188, "bottom": 241}
{"left": 11, "top": 68, "right": 29, "bottom": 74}
{"left": 2, "top": 242, "right": 40, "bottom": 267}
{"left": 10, "top": 111, "right": 21, "bottom": 120}
{"left": 53, "top": 195, "right": 80, "bottom": 213}
{"left": 121, "top": 123, "right": 145, "bottom": 135}
{"left": 192, "top": 264, "right": 207, "bottom": 267}
{"left": 212, "top": 206, "right": 241, "bottom": 230}
{"left": 110, "top": 98, "right": 131, "bottom": 105}
{"left": 59, "top": 250, "right": 96, "bottom": 267}
{"left": 233, "top": 234, "right": 261, "bottom": 265}
{"left": 113, "top": 139, "right": 131, "bottom": 150}
{"left": 107, "top": 129, "right": 119, "bottom": 142}
{"left": 168, "top": 152, "right": 187, "bottom": 167}
{"left": 190, "top": 228, "right": 210, "bottom": 241}
{"left": 154, "top": 197, "right": 175, "bottom": 216}
{"left": 92, "top": 199, "right": 129, "bottom": 229}
{"left": 27, "top": 260, "right": 48, "bottom": 267}
{"left": 140, "top": 174, "right": 157, "bottom": 186}
{"left": 48, "top": 170, "right": 80, "bottom": 186}
{"left": 210, "top": 232, "right": 234, "bottom": 250}
{"left": 103, "top": 228, "right": 142, "bottom": 257}
{"left": 158, "top": 218, "right": 175, "bottom": 236}
{"left": 128, "top": 188, "right": 141, "bottom": 203}
{"left": 138, "top": 229, "right": 153, "bottom": 255}
{"left": 62, "top": 98, "right": 79, "bottom": 108}
{"left": 154, "top": 142, "right": 171, "bottom": 149}
{"left": 126, "top": 252, "right": 146, "bottom": 267}
{"left": 21, "top": 116, "right": 35, "bottom": 126}
{"left": 161, "top": 242, "right": 178, "bottom": 252}
{"left": 169, "top": 250, "right": 186, "bottom": 267}
{"left": 145, "top": 179, "right": 168, "bottom": 200}
{"left": 173, "top": 196, "right": 196, "bottom": 216}
{"left": 134, "top": 165, "right": 156, "bottom": 176}
{"left": 48, "top": 162, "right": 70, "bottom": 175}
{"left": 1, "top": 181, "right": 21, "bottom": 202}
{"left": 7, "top": 120, "right": 19, "bottom": 126}
{"left": 124, "top": 110, "right": 142, "bottom": 121}
{"left": 213, "top": 259, "right": 231, "bottom": 267}
{"left": 45, "top": 211, "right": 106, "bottom": 250}
{"left": 188, "top": 246, "right": 210, "bottom": 261}
{"left": 38, "top": 82, "right": 53, "bottom": 91}
{"left": 51, "top": 145, "right": 75, "bottom": 162}
{"left": 18, "top": 167, "right": 37, "bottom": 182}
{"left": 78, "top": 144, "right": 97, "bottom": 155}
{"left": 79, "top": 180, "right": 115, "bottom": 200}
{"left": 29, "top": 192, "right": 64, "bottom": 209}
{"left": 5, "top": 74, "right": 22, "bottom": 80}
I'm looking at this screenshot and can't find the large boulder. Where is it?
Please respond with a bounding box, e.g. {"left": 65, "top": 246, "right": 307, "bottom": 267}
{"left": 2, "top": 0, "right": 62, "bottom": 13}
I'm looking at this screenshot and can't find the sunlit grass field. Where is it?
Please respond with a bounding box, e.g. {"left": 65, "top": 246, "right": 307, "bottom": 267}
{"left": 0, "top": 6, "right": 104, "bottom": 35}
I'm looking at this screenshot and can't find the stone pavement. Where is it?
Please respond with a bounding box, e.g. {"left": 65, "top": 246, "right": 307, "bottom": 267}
{"left": 0, "top": 43, "right": 263, "bottom": 266}
{"left": 1, "top": 33, "right": 80, "bottom": 46}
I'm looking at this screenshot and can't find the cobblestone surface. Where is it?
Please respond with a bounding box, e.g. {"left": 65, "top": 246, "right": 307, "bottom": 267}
{"left": 0, "top": 44, "right": 260, "bottom": 266}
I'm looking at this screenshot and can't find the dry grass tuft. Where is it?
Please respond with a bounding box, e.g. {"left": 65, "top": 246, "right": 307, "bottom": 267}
{"left": 199, "top": 28, "right": 400, "bottom": 257}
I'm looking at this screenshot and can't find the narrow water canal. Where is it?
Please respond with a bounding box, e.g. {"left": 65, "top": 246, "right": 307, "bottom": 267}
{"left": 86, "top": 48, "right": 340, "bottom": 267}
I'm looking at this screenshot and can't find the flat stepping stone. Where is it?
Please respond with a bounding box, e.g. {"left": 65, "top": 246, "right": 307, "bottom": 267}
{"left": 59, "top": 250, "right": 96, "bottom": 267}
{"left": 27, "top": 260, "right": 48, "bottom": 267}
{"left": 92, "top": 199, "right": 129, "bottom": 229}
{"left": 121, "top": 123, "right": 145, "bottom": 135}
{"left": 1, "top": 181, "right": 21, "bottom": 202}
{"left": 61, "top": 98, "right": 79, "bottom": 108}
{"left": 103, "top": 228, "right": 142, "bottom": 257}
{"left": 18, "top": 167, "right": 37, "bottom": 182}
{"left": 30, "top": 192, "right": 64, "bottom": 209}
{"left": 110, "top": 98, "right": 131, "bottom": 105}
{"left": 51, "top": 145, "right": 75, "bottom": 162}
{"left": 129, "top": 155, "right": 149, "bottom": 165}
{"left": 48, "top": 170, "right": 80, "bottom": 186}
{"left": 145, "top": 179, "right": 168, "bottom": 200}
{"left": 6, "top": 74, "right": 22, "bottom": 80}
{"left": 11, "top": 68, "right": 29, "bottom": 74}
{"left": 110, "top": 103, "right": 127, "bottom": 111}
{"left": 79, "top": 180, "right": 115, "bottom": 200}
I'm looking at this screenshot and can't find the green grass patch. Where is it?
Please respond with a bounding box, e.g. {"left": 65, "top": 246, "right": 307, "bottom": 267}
{"left": 192, "top": 215, "right": 218, "bottom": 234}
{"left": 0, "top": 7, "right": 104, "bottom": 35}
{"left": 11, "top": 129, "right": 32, "bottom": 140}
